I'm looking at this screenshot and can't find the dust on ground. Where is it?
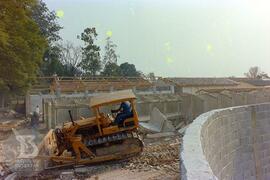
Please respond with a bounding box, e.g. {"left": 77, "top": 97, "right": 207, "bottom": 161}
{"left": 0, "top": 109, "right": 181, "bottom": 180}
{"left": 35, "top": 135, "right": 181, "bottom": 180}
{"left": 10, "top": 134, "right": 181, "bottom": 180}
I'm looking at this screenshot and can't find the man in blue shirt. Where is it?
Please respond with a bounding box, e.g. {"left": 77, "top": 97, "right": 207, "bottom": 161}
{"left": 111, "top": 101, "right": 133, "bottom": 125}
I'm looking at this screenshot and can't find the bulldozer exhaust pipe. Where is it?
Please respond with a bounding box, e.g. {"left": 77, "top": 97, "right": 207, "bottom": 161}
{"left": 68, "top": 110, "right": 75, "bottom": 126}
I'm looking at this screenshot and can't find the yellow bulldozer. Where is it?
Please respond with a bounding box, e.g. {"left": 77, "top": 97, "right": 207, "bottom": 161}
{"left": 37, "top": 89, "right": 143, "bottom": 170}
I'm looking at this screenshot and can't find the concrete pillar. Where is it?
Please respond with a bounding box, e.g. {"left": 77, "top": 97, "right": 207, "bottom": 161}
{"left": 25, "top": 92, "right": 30, "bottom": 115}
{"left": 54, "top": 108, "right": 58, "bottom": 128}
{"left": 149, "top": 102, "right": 153, "bottom": 115}
{"left": 51, "top": 102, "right": 57, "bottom": 128}
{"left": 153, "top": 86, "right": 157, "bottom": 93}
{"left": 110, "top": 86, "right": 114, "bottom": 92}
{"left": 133, "top": 87, "right": 136, "bottom": 93}
{"left": 170, "top": 85, "right": 175, "bottom": 94}
{"left": 163, "top": 101, "right": 167, "bottom": 114}
{"left": 56, "top": 87, "right": 61, "bottom": 98}
{"left": 47, "top": 102, "right": 52, "bottom": 129}
{"left": 84, "top": 90, "right": 89, "bottom": 97}
{"left": 190, "top": 95, "right": 193, "bottom": 122}
{"left": 74, "top": 108, "right": 79, "bottom": 120}
{"left": 177, "top": 101, "right": 181, "bottom": 116}
{"left": 42, "top": 99, "right": 45, "bottom": 122}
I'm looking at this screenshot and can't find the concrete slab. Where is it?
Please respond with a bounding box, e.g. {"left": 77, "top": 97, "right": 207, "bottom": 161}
{"left": 140, "top": 107, "right": 166, "bottom": 133}
{"left": 140, "top": 107, "right": 176, "bottom": 133}
{"left": 162, "top": 119, "right": 176, "bottom": 132}
{"left": 146, "top": 132, "right": 176, "bottom": 139}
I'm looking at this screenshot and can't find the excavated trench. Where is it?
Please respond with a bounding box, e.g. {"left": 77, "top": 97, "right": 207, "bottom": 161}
{"left": 181, "top": 103, "right": 270, "bottom": 180}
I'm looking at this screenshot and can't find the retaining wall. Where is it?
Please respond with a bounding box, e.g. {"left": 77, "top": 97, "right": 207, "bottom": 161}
{"left": 181, "top": 103, "right": 270, "bottom": 180}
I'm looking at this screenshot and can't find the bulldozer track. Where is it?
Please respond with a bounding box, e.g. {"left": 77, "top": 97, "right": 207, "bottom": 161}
{"left": 84, "top": 131, "right": 142, "bottom": 147}
{"left": 38, "top": 131, "right": 143, "bottom": 171}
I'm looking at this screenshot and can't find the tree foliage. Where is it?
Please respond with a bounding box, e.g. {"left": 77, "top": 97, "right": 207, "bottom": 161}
{"left": 102, "top": 62, "right": 121, "bottom": 76}
{"left": 147, "top": 72, "right": 156, "bottom": 81}
{"left": 119, "top": 62, "right": 140, "bottom": 77}
{"left": 103, "top": 37, "right": 118, "bottom": 65}
{"left": 59, "top": 41, "right": 82, "bottom": 76}
{"left": 78, "top": 28, "right": 101, "bottom": 76}
{"left": 39, "top": 45, "right": 64, "bottom": 76}
{"left": 32, "top": 0, "right": 63, "bottom": 76}
{"left": 32, "top": 0, "right": 62, "bottom": 44}
{"left": 244, "top": 66, "right": 269, "bottom": 79}
{"left": 0, "top": 0, "right": 46, "bottom": 94}
{"left": 101, "top": 37, "right": 121, "bottom": 76}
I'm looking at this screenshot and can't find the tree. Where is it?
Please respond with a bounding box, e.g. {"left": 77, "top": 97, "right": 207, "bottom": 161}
{"left": 32, "top": 0, "right": 63, "bottom": 76}
{"left": 102, "top": 62, "right": 121, "bottom": 76}
{"left": 119, "top": 62, "right": 140, "bottom": 77}
{"left": 0, "top": 0, "right": 46, "bottom": 95}
{"left": 78, "top": 28, "right": 101, "bottom": 76}
{"left": 101, "top": 37, "right": 121, "bottom": 76}
{"left": 39, "top": 45, "right": 65, "bottom": 76}
{"left": 59, "top": 41, "right": 82, "bottom": 76}
{"left": 244, "top": 66, "right": 269, "bottom": 79}
{"left": 103, "top": 37, "right": 119, "bottom": 66}
{"left": 32, "top": 0, "right": 62, "bottom": 44}
{"left": 147, "top": 72, "right": 156, "bottom": 81}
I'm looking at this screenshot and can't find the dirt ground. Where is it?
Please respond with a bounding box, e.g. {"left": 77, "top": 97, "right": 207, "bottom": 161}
{"left": 35, "top": 135, "right": 180, "bottom": 180}
{"left": 0, "top": 118, "right": 181, "bottom": 180}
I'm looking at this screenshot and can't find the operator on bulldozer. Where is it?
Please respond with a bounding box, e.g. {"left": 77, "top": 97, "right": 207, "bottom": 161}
{"left": 111, "top": 101, "right": 133, "bottom": 126}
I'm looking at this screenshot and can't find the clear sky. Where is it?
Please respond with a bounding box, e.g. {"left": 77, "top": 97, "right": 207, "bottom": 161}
{"left": 44, "top": 0, "right": 270, "bottom": 77}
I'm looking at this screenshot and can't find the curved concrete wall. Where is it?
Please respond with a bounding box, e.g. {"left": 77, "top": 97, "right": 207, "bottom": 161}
{"left": 181, "top": 103, "right": 270, "bottom": 180}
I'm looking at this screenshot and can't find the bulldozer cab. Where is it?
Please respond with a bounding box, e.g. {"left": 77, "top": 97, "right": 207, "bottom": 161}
{"left": 90, "top": 89, "right": 139, "bottom": 136}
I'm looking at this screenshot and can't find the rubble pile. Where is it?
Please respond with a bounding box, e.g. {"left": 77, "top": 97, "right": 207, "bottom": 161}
{"left": 125, "top": 136, "right": 180, "bottom": 174}
{"left": 0, "top": 109, "right": 28, "bottom": 140}
{"left": 0, "top": 120, "right": 27, "bottom": 140}
{"left": 0, "top": 109, "right": 24, "bottom": 120}
{"left": 0, "top": 163, "right": 11, "bottom": 178}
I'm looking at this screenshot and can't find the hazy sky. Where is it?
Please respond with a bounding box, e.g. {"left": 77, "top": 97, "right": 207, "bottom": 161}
{"left": 44, "top": 0, "right": 270, "bottom": 77}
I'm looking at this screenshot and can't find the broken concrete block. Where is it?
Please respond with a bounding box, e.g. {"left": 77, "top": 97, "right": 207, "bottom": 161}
{"left": 146, "top": 132, "right": 176, "bottom": 139}
{"left": 139, "top": 107, "right": 176, "bottom": 133}
{"left": 60, "top": 171, "right": 75, "bottom": 180}
{"left": 74, "top": 167, "right": 88, "bottom": 174}
{"left": 175, "top": 121, "right": 185, "bottom": 130}
{"left": 4, "top": 172, "right": 17, "bottom": 180}
{"left": 162, "top": 119, "right": 176, "bottom": 132}
{"left": 139, "top": 107, "right": 166, "bottom": 133}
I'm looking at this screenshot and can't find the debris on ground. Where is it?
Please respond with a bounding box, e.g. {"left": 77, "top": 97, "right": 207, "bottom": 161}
{"left": 0, "top": 119, "right": 28, "bottom": 140}
{"left": 0, "top": 124, "right": 181, "bottom": 180}
{"left": 0, "top": 163, "right": 11, "bottom": 179}
{"left": 145, "top": 132, "right": 176, "bottom": 139}
{"left": 0, "top": 108, "right": 28, "bottom": 140}
{"left": 60, "top": 171, "right": 75, "bottom": 180}
{"left": 0, "top": 108, "right": 24, "bottom": 120}
{"left": 124, "top": 136, "right": 180, "bottom": 175}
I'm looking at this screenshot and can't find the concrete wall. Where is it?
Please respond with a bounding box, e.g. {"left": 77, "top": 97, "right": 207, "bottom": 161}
{"left": 41, "top": 89, "right": 270, "bottom": 129}
{"left": 181, "top": 103, "right": 270, "bottom": 180}
{"left": 42, "top": 93, "right": 203, "bottom": 128}
{"left": 26, "top": 87, "right": 175, "bottom": 115}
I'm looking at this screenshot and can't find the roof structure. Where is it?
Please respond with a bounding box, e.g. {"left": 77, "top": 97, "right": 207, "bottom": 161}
{"left": 230, "top": 78, "right": 270, "bottom": 87}
{"left": 164, "top": 77, "right": 238, "bottom": 87}
{"left": 30, "top": 76, "right": 153, "bottom": 94}
{"left": 195, "top": 81, "right": 259, "bottom": 93}
{"left": 90, "top": 89, "right": 136, "bottom": 107}
{"left": 50, "top": 76, "right": 152, "bottom": 93}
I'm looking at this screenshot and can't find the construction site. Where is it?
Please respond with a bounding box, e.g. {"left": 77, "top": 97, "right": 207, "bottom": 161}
{"left": 2, "top": 76, "right": 270, "bottom": 179}
{"left": 3, "top": 0, "right": 270, "bottom": 179}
